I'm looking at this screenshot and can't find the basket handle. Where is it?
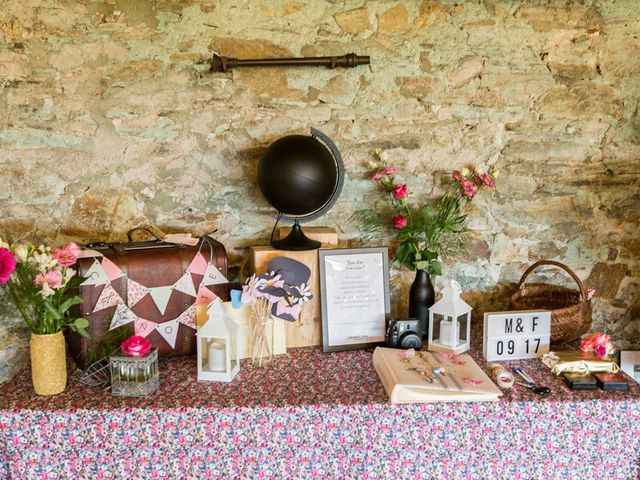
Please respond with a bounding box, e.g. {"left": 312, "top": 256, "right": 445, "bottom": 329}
{"left": 518, "top": 260, "right": 587, "bottom": 301}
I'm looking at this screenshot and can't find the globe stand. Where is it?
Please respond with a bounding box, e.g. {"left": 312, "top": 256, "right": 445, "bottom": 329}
{"left": 272, "top": 221, "right": 321, "bottom": 251}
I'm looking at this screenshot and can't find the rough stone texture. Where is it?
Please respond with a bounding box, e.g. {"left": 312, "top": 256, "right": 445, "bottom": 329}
{"left": 0, "top": 0, "right": 639, "bottom": 352}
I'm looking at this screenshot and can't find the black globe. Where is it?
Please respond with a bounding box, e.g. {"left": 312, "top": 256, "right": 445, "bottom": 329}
{"left": 257, "top": 135, "right": 338, "bottom": 217}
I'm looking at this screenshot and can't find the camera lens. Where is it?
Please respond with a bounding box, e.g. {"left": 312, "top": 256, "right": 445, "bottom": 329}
{"left": 400, "top": 333, "right": 422, "bottom": 350}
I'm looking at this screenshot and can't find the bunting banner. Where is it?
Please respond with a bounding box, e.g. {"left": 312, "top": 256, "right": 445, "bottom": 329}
{"left": 187, "top": 252, "right": 208, "bottom": 276}
{"left": 148, "top": 286, "right": 173, "bottom": 315}
{"left": 101, "top": 257, "right": 125, "bottom": 282}
{"left": 127, "top": 279, "right": 149, "bottom": 308}
{"left": 173, "top": 272, "right": 197, "bottom": 297}
{"left": 156, "top": 319, "right": 179, "bottom": 349}
{"left": 81, "top": 260, "right": 110, "bottom": 287}
{"left": 176, "top": 304, "right": 196, "bottom": 329}
{"left": 109, "top": 304, "right": 137, "bottom": 331}
{"left": 200, "top": 262, "right": 228, "bottom": 287}
{"left": 134, "top": 317, "right": 157, "bottom": 338}
{"left": 93, "top": 284, "right": 124, "bottom": 312}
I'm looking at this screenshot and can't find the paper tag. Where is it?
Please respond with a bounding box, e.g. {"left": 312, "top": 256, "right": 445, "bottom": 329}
{"left": 163, "top": 233, "right": 199, "bottom": 246}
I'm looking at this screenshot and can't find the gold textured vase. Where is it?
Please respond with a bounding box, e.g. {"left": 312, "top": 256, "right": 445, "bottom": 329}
{"left": 30, "top": 331, "right": 67, "bottom": 396}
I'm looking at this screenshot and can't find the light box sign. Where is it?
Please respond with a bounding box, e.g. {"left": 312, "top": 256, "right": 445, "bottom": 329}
{"left": 483, "top": 310, "right": 551, "bottom": 361}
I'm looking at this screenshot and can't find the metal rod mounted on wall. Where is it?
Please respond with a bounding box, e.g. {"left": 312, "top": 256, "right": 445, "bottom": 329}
{"left": 210, "top": 52, "right": 370, "bottom": 72}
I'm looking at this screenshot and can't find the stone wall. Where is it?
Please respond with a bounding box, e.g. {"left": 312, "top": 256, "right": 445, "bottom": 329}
{"left": 1, "top": 1, "right": 639, "bottom": 347}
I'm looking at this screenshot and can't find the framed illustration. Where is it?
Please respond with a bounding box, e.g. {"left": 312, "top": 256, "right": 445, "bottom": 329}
{"left": 620, "top": 351, "right": 640, "bottom": 383}
{"left": 319, "top": 247, "right": 390, "bottom": 352}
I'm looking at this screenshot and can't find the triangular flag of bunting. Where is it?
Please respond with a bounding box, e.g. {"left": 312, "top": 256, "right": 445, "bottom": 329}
{"left": 134, "top": 317, "right": 156, "bottom": 338}
{"left": 149, "top": 286, "right": 173, "bottom": 315}
{"left": 196, "top": 286, "right": 218, "bottom": 305}
{"left": 176, "top": 304, "right": 196, "bottom": 329}
{"left": 81, "top": 259, "right": 110, "bottom": 286}
{"left": 200, "top": 262, "right": 228, "bottom": 287}
{"left": 93, "top": 284, "right": 124, "bottom": 312}
{"left": 110, "top": 304, "right": 137, "bottom": 331}
{"left": 127, "top": 279, "right": 149, "bottom": 308}
{"left": 101, "top": 257, "right": 125, "bottom": 282}
{"left": 173, "top": 272, "right": 196, "bottom": 297}
{"left": 156, "top": 319, "right": 179, "bottom": 348}
{"left": 187, "top": 252, "right": 208, "bottom": 276}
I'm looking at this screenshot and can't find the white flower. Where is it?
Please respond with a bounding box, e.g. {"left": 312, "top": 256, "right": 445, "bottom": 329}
{"left": 461, "top": 167, "right": 471, "bottom": 177}
{"left": 13, "top": 244, "right": 29, "bottom": 263}
{"left": 0, "top": 237, "right": 8, "bottom": 249}
{"left": 30, "top": 251, "right": 57, "bottom": 274}
{"left": 39, "top": 283, "right": 55, "bottom": 298}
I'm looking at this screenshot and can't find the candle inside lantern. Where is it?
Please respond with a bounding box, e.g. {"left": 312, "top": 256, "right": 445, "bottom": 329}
{"left": 207, "top": 341, "right": 227, "bottom": 372}
{"left": 439, "top": 320, "right": 459, "bottom": 347}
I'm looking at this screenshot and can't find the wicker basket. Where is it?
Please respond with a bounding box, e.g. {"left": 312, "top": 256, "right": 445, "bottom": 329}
{"left": 510, "top": 260, "right": 592, "bottom": 344}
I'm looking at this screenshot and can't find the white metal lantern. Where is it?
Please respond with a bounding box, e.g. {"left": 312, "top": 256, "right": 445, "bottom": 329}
{"left": 428, "top": 279, "right": 472, "bottom": 354}
{"left": 197, "top": 299, "right": 240, "bottom": 382}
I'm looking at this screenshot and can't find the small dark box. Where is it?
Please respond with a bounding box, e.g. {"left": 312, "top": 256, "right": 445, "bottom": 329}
{"left": 595, "top": 373, "right": 629, "bottom": 391}
{"left": 564, "top": 373, "right": 597, "bottom": 390}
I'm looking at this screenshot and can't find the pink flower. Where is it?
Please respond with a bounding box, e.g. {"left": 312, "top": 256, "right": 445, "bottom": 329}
{"left": 579, "top": 332, "right": 614, "bottom": 357}
{"left": 35, "top": 270, "right": 63, "bottom": 289}
{"left": 52, "top": 246, "right": 77, "bottom": 267}
{"left": 370, "top": 166, "right": 396, "bottom": 181}
{"left": 392, "top": 184, "right": 408, "bottom": 199}
{"left": 452, "top": 170, "right": 462, "bottom": 181}
{"left": 481, "top": 173, "right": 495, "bottom": 188}
{"left": 586, "top": 288, "right": 595, "bottom": 300}
{"left": 0, "top": 248, "right": 17, "bottom": 284}
{"left": 64, "top": 242, "right": 82, "bottom": 258}
{"left": 392, "top": 214, "right": 407, "bottom": 229}
{"left": 121, "top": 335, "right": 152, "bottom": 357}
{"left": 460, "top": 178, "right": 477, "bottom": 198}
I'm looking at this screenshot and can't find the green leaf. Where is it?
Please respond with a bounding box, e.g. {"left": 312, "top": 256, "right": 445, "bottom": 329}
{"left": 74, "top": 317, "right": 89, "bottom": 330}
{"left": 59, "top": 296, "right": 83, "bottom": 315}
{"left": 43, "top": 302, "right": 62, "bottom": 320}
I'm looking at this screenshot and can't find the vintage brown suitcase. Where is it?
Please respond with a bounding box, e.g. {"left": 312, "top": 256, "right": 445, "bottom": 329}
{"left": 67, "top": 229, "right": 229, "bottom": 369}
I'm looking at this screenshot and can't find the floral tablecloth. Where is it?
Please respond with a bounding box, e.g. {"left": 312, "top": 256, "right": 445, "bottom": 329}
{"left": 1, "top": 343, "right": 640, "bottom": 480}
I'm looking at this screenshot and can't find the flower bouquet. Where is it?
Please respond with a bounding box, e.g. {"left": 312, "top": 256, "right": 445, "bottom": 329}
{"left": 0, "top": 237, "right": 89, "bottom": 394}
{"left": 0, "top": 238, "right": 89, "bottom": 336}
{"left": 362, "top": 150, "right": 498, "bottom": 276}
{"left": 241, "top": 268, "right": 312, "bottom": 366}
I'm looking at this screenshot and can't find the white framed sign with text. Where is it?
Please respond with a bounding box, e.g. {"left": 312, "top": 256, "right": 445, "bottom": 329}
{"left": 483, "top": 310, "right": 551, "bottom": 361}
{"left": 319, "top": 248, "right": 390, "bottom": 352}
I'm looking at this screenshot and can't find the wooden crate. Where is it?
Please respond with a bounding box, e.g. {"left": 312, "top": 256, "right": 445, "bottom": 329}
{"left": 251, "top": 246, "right": 322, "bottom": 348}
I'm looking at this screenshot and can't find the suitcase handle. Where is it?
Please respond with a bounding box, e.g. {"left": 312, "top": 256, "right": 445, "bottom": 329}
{"left": 127, "top": 227, "right": 161, "bottom": 243}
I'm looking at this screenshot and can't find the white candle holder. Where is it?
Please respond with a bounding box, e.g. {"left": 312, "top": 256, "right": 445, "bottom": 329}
{"left": 428, "top": 280, "right": 472, "bottom": 354}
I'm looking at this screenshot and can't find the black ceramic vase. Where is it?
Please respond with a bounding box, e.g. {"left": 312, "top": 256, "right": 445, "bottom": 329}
{"left": 408, "top": 269, "right": 436, "bottom": 340}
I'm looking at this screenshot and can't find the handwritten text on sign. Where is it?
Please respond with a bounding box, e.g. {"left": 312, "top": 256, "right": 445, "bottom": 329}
{"left": 483, "top": 310, "right": 551, "bottom": 361}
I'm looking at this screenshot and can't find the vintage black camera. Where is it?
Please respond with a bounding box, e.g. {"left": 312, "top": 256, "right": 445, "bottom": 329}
{"left": 385, "top": 318, "right": 423, "bottom": 349}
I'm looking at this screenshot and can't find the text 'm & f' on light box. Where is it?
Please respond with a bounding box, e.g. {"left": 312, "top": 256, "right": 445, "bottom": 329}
{"left": 483, "top": 310, "right": 551, "bottom": 362}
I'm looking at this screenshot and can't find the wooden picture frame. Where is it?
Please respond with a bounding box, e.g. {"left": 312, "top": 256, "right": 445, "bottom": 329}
{"left": 319, "top": 247, "right": 390, "bottom": 352}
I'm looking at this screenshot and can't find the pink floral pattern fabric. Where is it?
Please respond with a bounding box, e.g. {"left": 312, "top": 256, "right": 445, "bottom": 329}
{"left": 1, "top": 345, "right": 640, "bottom": 479}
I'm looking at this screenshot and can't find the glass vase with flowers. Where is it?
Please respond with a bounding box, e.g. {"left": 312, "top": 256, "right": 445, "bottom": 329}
{"left": 360, "top": 150, "right": 498, "bottom": 338}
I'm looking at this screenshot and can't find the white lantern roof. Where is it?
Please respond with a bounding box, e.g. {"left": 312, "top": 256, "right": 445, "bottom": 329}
{"left": 430, "top": 280, "right": 472, "bottom": 317}
{"left": 207, "top": 298, "right": 225, "bottom": 318}
{"left": 197, "top": 311, "right": 239, "bottom": 338}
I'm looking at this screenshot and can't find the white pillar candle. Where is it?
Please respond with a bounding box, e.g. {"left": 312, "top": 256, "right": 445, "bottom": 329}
{"left": 207, "top": 341, "right": 227, "bottom": 372}
{"left": 439, "top": 320, "right": 458, "bottom": 347}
